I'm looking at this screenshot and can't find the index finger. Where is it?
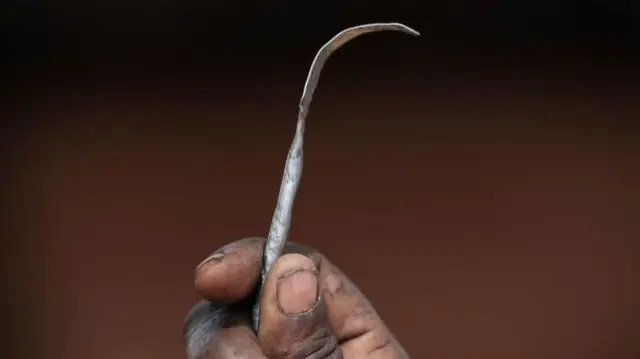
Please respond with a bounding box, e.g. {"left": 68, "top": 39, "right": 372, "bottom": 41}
{"left": 194, "top": 237, "right": 264, "bottom": 303}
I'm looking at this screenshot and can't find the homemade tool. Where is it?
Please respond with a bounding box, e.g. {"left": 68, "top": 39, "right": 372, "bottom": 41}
{"left": 252, "top": 22, "right": 420, "bottom": 333}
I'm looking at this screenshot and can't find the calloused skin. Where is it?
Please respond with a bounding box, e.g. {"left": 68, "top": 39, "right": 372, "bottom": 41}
{"left": 183, "top": 237, "right": 409, "bottom": 359}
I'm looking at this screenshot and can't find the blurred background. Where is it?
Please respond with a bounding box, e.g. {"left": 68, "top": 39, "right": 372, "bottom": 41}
{"left": 3, "top": 1, "right": 640, "bottom": 359}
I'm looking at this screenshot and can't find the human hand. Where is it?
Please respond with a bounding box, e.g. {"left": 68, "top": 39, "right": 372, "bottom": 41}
{"left": 183, "top": 237, "right": 409, "bottom": 359}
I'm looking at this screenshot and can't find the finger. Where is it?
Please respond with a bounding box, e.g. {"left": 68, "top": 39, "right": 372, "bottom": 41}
{"left": 194, "top": 237, "right": 264, "bottom": 303}
{"left": 316, "top": 256, "right": 409, "bottom": 359}
{"left": 281, "top": 243, "right": 407, "bottom": 358}
{"left": 279, "top": 242, "right": 403, "bottom": 357}
{"left": 258, "top": 253, "right": 342, "bottom": 359}
{"left": 183, "top": 299, "right": 267, "bottom": 359}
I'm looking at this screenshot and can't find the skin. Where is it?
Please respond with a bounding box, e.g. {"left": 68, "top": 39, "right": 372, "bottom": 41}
{"left": 184, "top": 237, "right": 409, "bottom": 359}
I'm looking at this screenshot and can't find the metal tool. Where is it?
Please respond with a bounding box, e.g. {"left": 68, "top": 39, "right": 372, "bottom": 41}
{"left": 252, "top": 22, "right": 420, "bottom": 333}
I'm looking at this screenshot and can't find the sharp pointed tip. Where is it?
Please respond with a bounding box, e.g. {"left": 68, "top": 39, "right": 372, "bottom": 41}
{"left": 386, "top": 22, "right": 420, "bottom": 37}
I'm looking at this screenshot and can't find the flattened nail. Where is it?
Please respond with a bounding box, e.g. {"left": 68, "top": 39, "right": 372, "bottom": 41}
{"left": 277, "top": 269, "right": 319, "bottom": 316}
{"left": 196, "top": 252, "right": 225, "bottom": 271}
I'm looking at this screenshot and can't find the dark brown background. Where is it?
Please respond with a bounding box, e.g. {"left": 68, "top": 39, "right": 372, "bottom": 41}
{"left": 4, "top": 2, "right": 640, "bottom": 359}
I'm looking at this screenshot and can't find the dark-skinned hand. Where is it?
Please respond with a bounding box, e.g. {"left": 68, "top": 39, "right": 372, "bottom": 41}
{"left": 183, "top": 237, "right": 409, "bottom": 359}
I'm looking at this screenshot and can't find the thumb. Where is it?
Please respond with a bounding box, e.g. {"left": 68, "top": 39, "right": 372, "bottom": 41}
{"left": 257, "top": 253, "right": 342, "bottom": 359}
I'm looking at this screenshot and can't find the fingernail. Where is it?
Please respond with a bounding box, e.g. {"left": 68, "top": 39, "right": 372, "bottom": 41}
{"left": 195, "top": 252, "right": 225, "bottom": 271}
{"left": 277, "top": 269, "right": 319, "bottom": 316}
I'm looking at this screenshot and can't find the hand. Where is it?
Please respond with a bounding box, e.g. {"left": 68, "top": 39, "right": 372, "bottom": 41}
{"left": 183, "top": 237, "right": 409, "bottom": 359}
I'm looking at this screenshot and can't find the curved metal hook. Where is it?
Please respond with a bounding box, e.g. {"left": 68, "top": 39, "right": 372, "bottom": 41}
{"left": 253, "top": 22, "right": 420, "bottom": 332}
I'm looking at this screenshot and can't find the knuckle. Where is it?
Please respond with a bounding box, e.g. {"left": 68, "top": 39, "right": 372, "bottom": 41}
{"left": 183, "top": 301, "right": 223, "bottom": 359}
{"left": 284, "top": 326, "right": 342, "bottom": 359}
{"left": 304, "top": 335, "right": 342, "bottom": 359}
{"left": 364, "top": 329, "right": 394, "bottom": 357}
{"left": 183, "top": 301, "right": 239, "bottom": 359}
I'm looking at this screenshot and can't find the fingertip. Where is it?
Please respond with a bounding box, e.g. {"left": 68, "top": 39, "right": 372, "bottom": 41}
{"left": 258, "top": 253, "right": 322, "bottom": 331}
{"left": 264, "top": 253, "right": 317, "bottom": 284}
{"left": 271, "top": 254, "right": 320, "bottom": 316}
{"left": 258, "top": 254, "right": 340, "bottom": 359}
{"left": 195, "top": 237, "right": 265, "bottom": 303}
